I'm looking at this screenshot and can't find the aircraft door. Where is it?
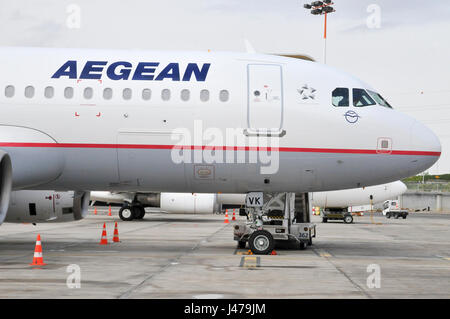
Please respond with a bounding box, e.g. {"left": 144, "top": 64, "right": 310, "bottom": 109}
{"left": 246, "top": 64, "right": 285, "bottom": 137}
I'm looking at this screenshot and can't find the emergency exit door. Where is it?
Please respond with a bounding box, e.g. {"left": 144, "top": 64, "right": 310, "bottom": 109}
{"left": 246, "top": 64, "right": 284, "bottom": 136}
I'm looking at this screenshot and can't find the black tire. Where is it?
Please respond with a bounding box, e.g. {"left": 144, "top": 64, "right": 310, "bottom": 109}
{"left": 237, "top": 240, "right": 246, "bottom": 249}
{"left": 134, "top": 206, "right": 146, "bottom": 219}
{"left": 322, "top": 218, "right": 328, "bottom": 223}
{"left": 402, "top": 215, "right": 407, "bottom": 219}
{"left": 248, "top": 230, "right": 275, "bottom": 255}
{"left": 386, "top": 212, "right": 391, "bottom": 219}
{"left": 343, "top": 215, "right": 353, "bottom": 224}
{"left": 119, "top": 206, "right": 134, "bottom": 221}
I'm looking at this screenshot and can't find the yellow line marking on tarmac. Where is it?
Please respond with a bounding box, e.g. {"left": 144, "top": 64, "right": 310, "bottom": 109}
{"left": 315, "top": 249, "right": 332, "bottom": 258}
{"left": 239, "top": 256, "right": 260, "bottom": 268}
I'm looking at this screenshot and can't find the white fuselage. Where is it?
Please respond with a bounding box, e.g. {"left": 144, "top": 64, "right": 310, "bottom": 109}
{"left": 0, "top": 47, "right": 441, "bottom": 194}
{"left": 310, "top": 181, "right": 407, "bottom": 208}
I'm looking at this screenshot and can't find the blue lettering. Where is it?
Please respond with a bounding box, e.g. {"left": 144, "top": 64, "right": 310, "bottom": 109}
{"left": 107, "top": 61, "right": 132, "bottom": 80}
{"left": 80, "top": 61, "right": 107, "bottom": 79}
{"left": 132, "top": 62, "right": 159, "bottom": 80}
{"left": 51, "top": 60, "right": 77, "bottom": 79}
{"left": 182, "top": 63, "right": 210, "bottom": 82}
{"left": 52, "top": 61, "right": 210, "bottom": 81}
{"left": 155, "top": 63, "right": 180, "bottom": 81}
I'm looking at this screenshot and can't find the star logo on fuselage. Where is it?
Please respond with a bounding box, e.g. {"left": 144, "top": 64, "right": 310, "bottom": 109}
{"left": 297, "top": 84, "right": 316, "bottom": 100}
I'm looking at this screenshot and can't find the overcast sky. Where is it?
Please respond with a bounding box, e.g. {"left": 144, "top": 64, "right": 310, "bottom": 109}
{"left": 0, "top": 0, "right": 449, "bottom": 174}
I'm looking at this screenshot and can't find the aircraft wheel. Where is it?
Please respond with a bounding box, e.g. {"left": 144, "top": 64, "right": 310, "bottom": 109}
{"left": 134, "top": 206, "right": 146, "bottom": 219}
{"left": 248, "top": 230, "right": 274, "bottom": 255}
{"left": 119, "top": 206, "right": 134, "bottom": 221}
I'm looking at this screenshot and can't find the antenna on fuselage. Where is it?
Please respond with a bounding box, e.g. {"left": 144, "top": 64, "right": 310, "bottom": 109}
{"left": 244, "top": 39, "right": 256, "bottom": 54}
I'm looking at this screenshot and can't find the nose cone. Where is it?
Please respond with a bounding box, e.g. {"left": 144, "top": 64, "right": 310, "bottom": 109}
{"left": 409, "top": 120, "right": 441, "bottom": 174}
{"left": 391, "top": 181, "right": 407, "bottom": 196}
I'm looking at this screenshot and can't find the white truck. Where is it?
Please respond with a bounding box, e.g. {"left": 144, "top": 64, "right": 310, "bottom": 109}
{"left": 382, "top": 200, "right": 409, "bottom": 219}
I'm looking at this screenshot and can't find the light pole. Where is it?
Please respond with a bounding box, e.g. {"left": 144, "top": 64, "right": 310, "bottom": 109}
{"left": 303, "top": 1, "right": 336, "bottom": 64}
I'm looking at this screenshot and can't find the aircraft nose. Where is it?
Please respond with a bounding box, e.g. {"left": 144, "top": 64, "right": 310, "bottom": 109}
{"left": 411, "top": 120, "right": 441, "bottom": 154}
{"left": 409, "top": 120, "right": 441, "bottom": 173}
{"left": 399, "top": 182, "right": 407, "bottom": 194}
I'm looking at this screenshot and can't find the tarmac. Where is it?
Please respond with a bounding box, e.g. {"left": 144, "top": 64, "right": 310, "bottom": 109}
{"left": 0, "top": 208, "right": 449, "bottom": 299}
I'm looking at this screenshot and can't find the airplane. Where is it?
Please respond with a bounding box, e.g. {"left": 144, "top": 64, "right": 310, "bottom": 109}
{"left": 88, "top": 181, "right": 407, "bottom": 221}
{"left": 310, "top": 180, "right": 407, "bottom": 210}
{"left": 0, "top": 47, "right": 440, "bottom": 229}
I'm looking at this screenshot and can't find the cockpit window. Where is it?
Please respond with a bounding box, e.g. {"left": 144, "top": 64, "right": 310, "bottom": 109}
{"left": 367, "top": 90, "right": 392, "bottom": 109}
{"left": 353, "top": 88, "right": 376, "bottom": 107}
{"left": 332, "top": 88, "right": 349, "bottom": 107}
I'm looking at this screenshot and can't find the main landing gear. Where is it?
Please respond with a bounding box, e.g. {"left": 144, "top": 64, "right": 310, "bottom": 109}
{"left": 118, "top": 203, "right": 146, "bottom": 221}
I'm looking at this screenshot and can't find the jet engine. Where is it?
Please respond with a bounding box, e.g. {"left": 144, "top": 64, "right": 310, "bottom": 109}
{"left": 4, "top": 190, "right": 90, "bottom": 223}
{"left": 159, "top": 193, "right": 218, "bottom": 214}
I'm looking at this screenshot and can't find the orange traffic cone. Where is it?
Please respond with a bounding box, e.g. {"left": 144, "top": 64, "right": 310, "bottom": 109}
{"left": 30, "top": 234, "right": 47, "bottom": 267}
{"left": 224, "top": 210, "right": 229, "bottom": 224}
{"left": 94, "top": 207, "right": 97, "bottom": 215}
{"left": 112, "top": 222, "right": 120, "bottom": 243}
{"left": 108, "top": 205, "right": 112, "bottom": 216}
{"left": 99, "top": 223, "right": 108, "bottom": 245}
{"left": 232, "top": 209, "right": 236, "bottom": 221}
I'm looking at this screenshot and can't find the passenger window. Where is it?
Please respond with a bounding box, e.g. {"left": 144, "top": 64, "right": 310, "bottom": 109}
{"left": 219, "top": 90, "right": 229, "bottom": 102}
{"left": 84, "top": 87, "right": 93, "bottom": 99}
{"left": 332, "top": 88, "right": 349, "bottom": 107}
{"left": 64, "top": 87, "right": 74, "bottom": 99}
{"left": 161, "top": 89, "right": 171, "bottom": 101}
{"left": 5, "top": 85, "right": 14, "bottom": 98}
{"left": 44, "top": 86, "right": 54, "bottom": 99}
{"left": 353, "top": 88, "right": 376, "bottom": 107}
{"left": 103, "top": 88, "right": 113, "bottom": 100}
{"left": 25, "top": 86, "right": 35, "bottom": 98}
{"left": 200, "top": 89, "right": 209, "bottom": 102}
{"left": 142, "top": 89, "right": 151, "bottom": 101}
{"left": 180, "top": 89, "right": 190, "bottom": 101}
{"left": 123, "top": 88, "right": 132, "bottom": 100}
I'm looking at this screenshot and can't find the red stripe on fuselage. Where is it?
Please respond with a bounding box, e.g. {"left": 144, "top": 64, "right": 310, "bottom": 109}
{"left": 0, "top": 142, "right": 441, "bottom": 157}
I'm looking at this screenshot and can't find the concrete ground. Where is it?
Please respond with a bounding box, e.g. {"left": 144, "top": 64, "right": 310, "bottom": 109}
{"left": 0, "top": 208, "right": 449, "bottom": 299}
